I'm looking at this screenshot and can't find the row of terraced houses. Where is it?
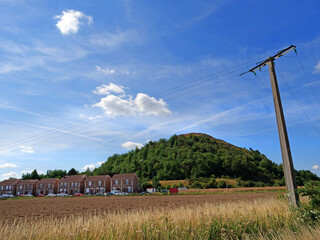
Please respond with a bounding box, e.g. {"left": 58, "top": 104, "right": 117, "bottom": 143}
{"left": 0, "top": 173, "right": 139, "bottom": 196}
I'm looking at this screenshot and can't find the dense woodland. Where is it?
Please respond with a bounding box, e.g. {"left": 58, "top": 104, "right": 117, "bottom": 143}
{"left": 22, "top": 133, "right": 319, "bottom": 187}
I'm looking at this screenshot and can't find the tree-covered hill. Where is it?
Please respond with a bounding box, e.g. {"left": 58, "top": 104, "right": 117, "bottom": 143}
{"left": 93, "top": 133, "right": 318, "bottom": 185}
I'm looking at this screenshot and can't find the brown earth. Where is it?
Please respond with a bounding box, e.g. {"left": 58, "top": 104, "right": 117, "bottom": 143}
{"left": 0, "top": 192, "right": 280, "bottom": 222}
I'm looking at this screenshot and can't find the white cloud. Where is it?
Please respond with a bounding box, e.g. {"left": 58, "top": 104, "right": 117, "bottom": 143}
{"left": 135, "top": 93, "right": 172, "bottom": 116}
{"left": 121, "top": 141, "right": 144, "bottom": 150}
{"left": 95, "top": 66, "right": 116, "bottom": 75}
{"left": 2, "top": 172, "right": 18, "bottom": 179}
{"left": 54, "top": 9, "right": 93, "bottom": 35}
{"left": 0, "top": 163, "right": 18, "bottom": 168}
{"left": 93, "top": 84, "right": 171, "bottom": 116}
{"left": 82, "top": 161, "right": 104, "bottom": 170}
{"left": 313, "top": 61, "right": 320, "bottom": 74}
{"left": 312, "top": 165, "right": 319, "bottom": 170}
{"left": 93, "top": 95, "right": 133, "bottom": 116}
{"left": 93, "top": 83, "right": 125, "bottom": 95}
{"left": 19, "top": 145, "right": 35, "bottom": 154}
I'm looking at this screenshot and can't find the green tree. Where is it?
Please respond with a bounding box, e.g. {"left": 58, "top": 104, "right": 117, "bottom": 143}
{"left": 67, "top": 168, "right": 78, "bottom": 175}
{"left": 30, "top": 169, "right": 40, "bottom": 180}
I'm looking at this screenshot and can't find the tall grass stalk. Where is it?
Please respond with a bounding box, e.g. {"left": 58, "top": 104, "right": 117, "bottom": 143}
{"left": 0, "top": 197, "right": 317, "bottom": 240}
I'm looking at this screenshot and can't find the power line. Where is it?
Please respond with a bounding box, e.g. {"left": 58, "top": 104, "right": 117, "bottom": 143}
{"left": 0, "top": 73, "right": 240, "bottom": 155}
{"left": 275, "top": 65, "right": 320, "bottom": 137}
{"left": 0, "top": 54, "right": 274, "bottom": 152}
{"left": 294, "top": 52, "right": 320, "bottom": 109}
{"left": 253, "top": 73, "right": 320, "bottom": 149}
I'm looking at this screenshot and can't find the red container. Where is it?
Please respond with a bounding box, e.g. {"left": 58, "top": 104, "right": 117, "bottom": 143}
{"left": 169, "top": 188, "right": 178, "bottom": 194}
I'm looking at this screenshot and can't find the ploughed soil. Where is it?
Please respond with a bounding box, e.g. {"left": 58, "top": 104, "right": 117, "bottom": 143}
{"left": 0, "top": 192, "right": 279, "bottom": 222}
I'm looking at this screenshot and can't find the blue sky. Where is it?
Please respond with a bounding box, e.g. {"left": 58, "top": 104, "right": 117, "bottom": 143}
{"left": 0, "top": 0, "right": 320, "bottom": 180}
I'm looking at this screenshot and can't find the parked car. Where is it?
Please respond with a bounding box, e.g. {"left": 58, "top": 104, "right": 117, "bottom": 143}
{"left": 115, "top": 192, "right": 128, "bottom": 196}
{"left": 1, "top": 194, "right": 13, "bottom": 198}
{"left": 46, "top": 193, "right": 57, "bottom": 197}
{"left": 37, "top": 194, "right": 45, "bottom": 197}
{"left": 104, "top": 192, "right": 114, "bottom": 196}
{"left": 57, "top": 193, "right": 68, "bottom": 197}
{"left": 74, "top": 193, "right": 84, "bottom": 197}
{"left": 25, "top": 194, "right": 33, "bottom": 197}
{"left": 19, "top": 194, "right": 26, "bottom": 197}
{"left": 95, "top": 192, "right": 103, "bottom": 196}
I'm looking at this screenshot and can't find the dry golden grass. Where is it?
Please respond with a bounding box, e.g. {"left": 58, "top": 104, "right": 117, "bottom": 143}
{"left": 0, "top": 196, "right": 317, "bottom": 240}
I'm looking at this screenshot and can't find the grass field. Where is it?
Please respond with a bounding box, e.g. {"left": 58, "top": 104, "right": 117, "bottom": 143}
{"left": 0, "top": 192, "right": 319, "bottom": 239}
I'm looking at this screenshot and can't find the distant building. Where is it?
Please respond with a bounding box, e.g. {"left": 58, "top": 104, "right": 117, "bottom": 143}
{"left": 111, "top": 173, "right": 139, "bottom": 193}
{"left": 85, "top": 175, "right": 111, "bottom": 195}
{"left": 36, "top": 178, "right": 60, "bottom": 195}
{"left": 0, "top": 179, "right": 20, "bottom": 196}
{"left": 16, "top": 180, "right": 39, "bottom": 196}
{"left": 59, "top": 175, "right": 87, "bottom": 195}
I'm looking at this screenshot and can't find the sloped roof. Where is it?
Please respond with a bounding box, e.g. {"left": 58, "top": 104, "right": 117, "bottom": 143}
{"left": 0, "top": 179, "right": 20, "bottom": 186}
{"left": 112, "top": 173, "right": 138, "bottom": 180}
{"left": 17, "top": 179, "right": 39, "bottom": 185}
{"left": 60, "top": 175, "right": 87, "bottom": 182}
{"left": 85, "top": 175, "right": 111, "bottom": 181}
{"left": 38, "top": 178, "right": 60, "bottom": 184}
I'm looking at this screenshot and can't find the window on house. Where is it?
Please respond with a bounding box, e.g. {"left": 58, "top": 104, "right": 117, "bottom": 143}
{"left": 89, "top": 181, "right": 92, "bottom": 186}
{"left": 98, "top": 181, "right": 101, "bottom": 186}
{"left": 126, "top": 180, "right": 129, "bottom": 185}
{"left": 71, "top": 182, "right": 74, "bottom": 187}
{"left": 9, "top": 186, "right": 12, "bottom": 190}
{"left": 61, "top": 183, "right": 63, "bottom": 187}
{"left": 64, "top": 183, "right": 67, "bottom": 187}
{"left": 6, "top": 186, "right": 8, "bottom": 190}
{"left": 75, "top": 182, "right": 77, "bottom": 187}
{"left": 20, "top": 186, "right": 22, "bottom": 190}
{"left": 115, "top": 180, "right": 118, "bottom": 185}
{"left": 48, "top": 183, "right": 51, "bottom": 188}
{"left": 0, "top": 186, "right": 3, "bottom": 190}
{"left": 40, "top": 184, "right": 42, "bottom": 188}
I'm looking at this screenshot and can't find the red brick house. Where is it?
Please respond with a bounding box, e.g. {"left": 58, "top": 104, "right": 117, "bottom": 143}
{"left": 36, "top": 178, "right": 60, "bottom": 195}
{"left": 16, "top": 179, "right": 39, "bottom": 196}
{"left": 0, "top": 179, "right": 20, "bottom": 196}
{"left": 111, "top": 173, "right": 139, "bottom": 193}
{"left": 59, "top": 175, "right": 87, "bottom": 195}
{"left": 85, "top": 175, "right": 111, "bottom": 195}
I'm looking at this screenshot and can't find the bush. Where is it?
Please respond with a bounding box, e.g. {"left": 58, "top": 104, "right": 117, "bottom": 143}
{"left": 217, "top": 180, "right": 226, "bottom": 188}
{"left": 299, "top": 180, "right": 320, "bottom": 209}
{"left": 178, "top": 182, "right": 184, "bottom": 188}
{"left": 190, "top": 181, "right": 203, "bottom": 189}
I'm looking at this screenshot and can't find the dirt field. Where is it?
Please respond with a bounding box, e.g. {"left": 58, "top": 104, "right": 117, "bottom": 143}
{"left": 0, "top": 192, "right": 279, "bottom": 222}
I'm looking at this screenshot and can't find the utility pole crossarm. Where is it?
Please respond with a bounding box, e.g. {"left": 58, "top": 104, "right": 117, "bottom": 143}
{"left": 240, "top": 45, "right": 296, "bottom": 76}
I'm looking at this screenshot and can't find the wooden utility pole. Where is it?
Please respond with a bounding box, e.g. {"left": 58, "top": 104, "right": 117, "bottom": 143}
{"left": 241, "top": 45, "right": 299, "bottom": 207}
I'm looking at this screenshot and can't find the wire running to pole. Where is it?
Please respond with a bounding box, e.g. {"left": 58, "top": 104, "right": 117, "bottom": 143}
{"left": 294, "top": 52, "right": 320, "bottom": 110}
{"left": 275, "top": 66, "right": 320, "bottom": 137}
{"left": 252, "top": 73, "right": 320, "bottom": 149}
{"left": 0, "top": 73, "right": 240, "bottom": 155}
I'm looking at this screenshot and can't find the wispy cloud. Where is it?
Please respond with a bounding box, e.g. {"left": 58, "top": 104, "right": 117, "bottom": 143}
{"left": 19, "top": 145, "right": 35, "bottom": 154}
{"left": 1, "top": 171, "right": 18, "bottom": 179}
{"left": 312, "top": 165, "right": 319, "bottom": 170}
{"left": 90, "top": 29, "right": 139, "bottom": 48}
{"left": 0, "top": 163, "right": 18, "bottom": 168}
{"left": 93, "top": 83, "right": 125, "bottom": 95}
{"left": 54, "top": 10, "right": 93, "bottom": 35}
